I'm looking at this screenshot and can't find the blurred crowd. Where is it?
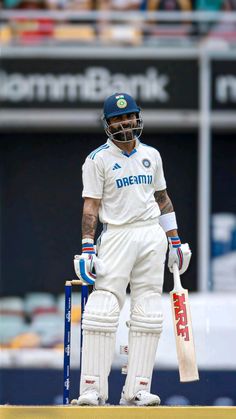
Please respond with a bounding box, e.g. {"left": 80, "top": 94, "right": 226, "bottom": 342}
{"left": 1, "top": 0, "right": 236, "bottom": 12}
{"left": 0, "top": 0, "right": 236, "bottom": 49}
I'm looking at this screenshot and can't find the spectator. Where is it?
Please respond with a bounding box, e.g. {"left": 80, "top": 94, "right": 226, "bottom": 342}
{"left": 195, "top": 0, "right": 224, "bottom": 11}
{"left": 3, "top": 0, "right": 46, "bottom": 8}
{"left": 194, "top": 0, "right": 225, "bottom": 40}
{"left": 98, "top": 0, "right": 142, "bottom": 11}
{"left": 3, "top": 0, "right": 19, "bottom": 7}
{"left": 46, "top": 0, "right": 95, "bottom": 10}
{"left": 204, "top": 0, "right": 236, "bottom": 43}
{"left": 146, "top": 0, "right": 192, "bottom": 42}
{"left": 148, "top": 0, "right": 192, "bottom": 11}
{"left": 51, "top": 0, "right": 97, "bottom": 43}
{"left": 97, "top": 0, "right": 143, "bottom": 45}
{"left": 223, "top": 0, "right": 236, "bottom": 9}
{"left": 6, "top": 0, "right": 54, "bottom": 44}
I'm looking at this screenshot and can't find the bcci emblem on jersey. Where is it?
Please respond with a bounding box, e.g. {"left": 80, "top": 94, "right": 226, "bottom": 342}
{"left": 142, "top": 158, "right": 151, "bottom": 168}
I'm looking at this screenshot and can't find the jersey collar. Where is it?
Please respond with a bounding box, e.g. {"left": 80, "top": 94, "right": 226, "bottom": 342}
{"left": 107, "top": 138, "right": 140, "bottom": 157}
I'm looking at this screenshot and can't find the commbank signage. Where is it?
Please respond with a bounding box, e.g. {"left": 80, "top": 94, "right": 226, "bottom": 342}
{"left": 0, "top": 58, "right": 198, "bottom": 110}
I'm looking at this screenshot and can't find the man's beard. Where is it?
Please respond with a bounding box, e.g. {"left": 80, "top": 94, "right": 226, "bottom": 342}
{"left": 113, "top": 128, "right": 134, "bottom": 142}
{"left": 110, "top": 122, "right": 136, "bottom": 142}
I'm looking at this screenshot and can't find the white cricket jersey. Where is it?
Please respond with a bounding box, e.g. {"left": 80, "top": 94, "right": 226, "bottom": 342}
{"left": 82, "top": 138, "right": 166, "bottom": 225}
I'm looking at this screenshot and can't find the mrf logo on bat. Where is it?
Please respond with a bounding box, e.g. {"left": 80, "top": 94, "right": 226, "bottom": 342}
{"left": 173, "top": 293, "right": 190, "bottom": 341}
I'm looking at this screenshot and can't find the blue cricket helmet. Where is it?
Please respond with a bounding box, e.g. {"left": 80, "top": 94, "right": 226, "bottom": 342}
{"left": 102, "top": 92, "right": 143, "bottom": 142}
{"left": 103, "top": 93, "right": 141, "bottom": 120}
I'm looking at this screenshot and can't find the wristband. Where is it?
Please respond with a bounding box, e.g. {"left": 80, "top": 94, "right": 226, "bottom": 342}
{"left": 168, "top": 236, "right": 181, "bottom": 248}
{"left": 82, "top": 243, "right": 95, "bottom": 253}
{"left": 82, "top": 238, "right": 95, "bottom": 254}
{"left": 159, "top": 212, "right": 178, "bottom": 233}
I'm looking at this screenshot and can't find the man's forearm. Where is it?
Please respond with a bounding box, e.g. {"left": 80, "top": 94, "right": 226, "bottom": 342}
{"left": 154, "top": 189, "right": 178, "bottom": 237}
{"left": 82, "top": 197, "right": 101, "bottom": 240}
{"left": 154, "top": 189, "right": 174, "bottom": 214}
{"left": 82, "top": 213, "right": 98, "bottom": 240}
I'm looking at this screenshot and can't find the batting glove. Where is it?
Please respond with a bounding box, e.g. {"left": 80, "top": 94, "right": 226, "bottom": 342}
{"left": 168, "top": 236, "right": 192, "bottom": 275}
{"left": 74, "top": 240, "right": 96, "bottom": 285}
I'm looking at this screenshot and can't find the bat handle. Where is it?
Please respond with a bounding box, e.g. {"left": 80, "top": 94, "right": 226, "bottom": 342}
{"left": 172, "top": 263, "right": 184, "bottom": 291}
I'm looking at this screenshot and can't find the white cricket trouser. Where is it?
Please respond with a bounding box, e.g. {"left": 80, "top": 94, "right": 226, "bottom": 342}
{"left": 96, "top": 219, "right": 168, "bottom": 308}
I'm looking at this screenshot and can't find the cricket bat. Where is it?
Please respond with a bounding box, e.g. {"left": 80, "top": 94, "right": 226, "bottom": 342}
{"left": 170, "top": 263, "right": 199, "bottom": 382}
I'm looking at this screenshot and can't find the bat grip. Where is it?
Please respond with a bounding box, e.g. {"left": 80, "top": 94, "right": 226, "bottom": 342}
{"left": 172, "top": 263, "right": 183, "bottom": 291}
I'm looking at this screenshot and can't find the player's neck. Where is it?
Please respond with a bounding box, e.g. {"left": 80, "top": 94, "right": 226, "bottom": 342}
{"left": 112, "top": 139, "right": 136, "bottom": 154}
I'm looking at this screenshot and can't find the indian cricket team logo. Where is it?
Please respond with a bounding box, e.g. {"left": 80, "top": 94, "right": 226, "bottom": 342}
{"left": 117, "top": 98, "right": 127, "bottom": 109}
{"left": 142, "top": 158, "right": 151, "bottom": 168}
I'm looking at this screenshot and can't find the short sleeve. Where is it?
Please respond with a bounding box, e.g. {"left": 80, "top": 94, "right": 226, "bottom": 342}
{"left": 82, "top": 157, "right": 104, "bottom": 199}
{"left": 154, "top": 150, "right": 167, "bottom": 191}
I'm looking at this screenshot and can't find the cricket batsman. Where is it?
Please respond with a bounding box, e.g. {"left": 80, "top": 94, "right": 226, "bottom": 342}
{"left": 74, "top": 92, "right": 192, "bottom": 406}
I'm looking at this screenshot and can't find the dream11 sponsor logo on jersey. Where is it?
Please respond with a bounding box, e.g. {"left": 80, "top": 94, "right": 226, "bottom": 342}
{"left": 173, "top": 293, "right": 190, "bottom": 341}
{"left": 0, "top": 67, "right": 169, "bottom": 103}
{"left": 116, "top": 174, "right": 153, "bottom": 188}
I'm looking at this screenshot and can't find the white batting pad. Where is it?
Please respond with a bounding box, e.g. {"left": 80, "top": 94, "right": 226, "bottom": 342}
{"left": 124, "top": 293, "right": 163, "bottom": 400}
{"left": 80, "top": 290, "right": 120, "bottom": 401}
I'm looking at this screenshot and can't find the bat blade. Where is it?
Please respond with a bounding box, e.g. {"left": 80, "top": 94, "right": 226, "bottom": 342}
{"left": 170, "top": 288, "right": 199, "bottom": 382}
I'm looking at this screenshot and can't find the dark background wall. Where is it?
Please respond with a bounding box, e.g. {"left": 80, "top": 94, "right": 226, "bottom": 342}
{"left": 0, "top": 131, "right": 198, "bottom": 296}
{"left": 212, "top": 134, "right": 236, "bottom": 213}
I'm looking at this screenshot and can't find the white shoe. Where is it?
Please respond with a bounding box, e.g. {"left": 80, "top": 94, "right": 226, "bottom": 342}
{"left": 75, "top": 390, "right": 105, "bottom": 406}
{"left": 119, "top": 389, "right": 161, "bottom": 406}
